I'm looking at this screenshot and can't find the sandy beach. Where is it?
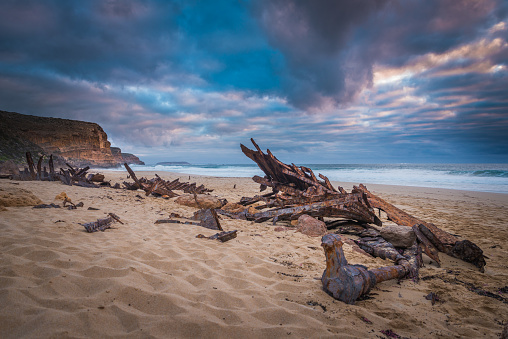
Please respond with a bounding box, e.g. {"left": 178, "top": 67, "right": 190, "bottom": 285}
{"left": 1, "top": 171, "right": 507, "bottom": 338}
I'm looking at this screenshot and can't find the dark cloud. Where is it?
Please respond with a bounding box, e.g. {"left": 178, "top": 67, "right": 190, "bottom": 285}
{"left": 0, "top": 0, "right": 507, "bottom": 163}
{"left": 254, "top": 0, "right": 504, "bottom": 109}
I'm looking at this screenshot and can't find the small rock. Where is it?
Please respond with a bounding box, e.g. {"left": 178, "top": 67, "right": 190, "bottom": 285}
{"left": 296, "top": 215, "right": 327, "bottom": 237}
{"left": 380, "top": 225, "right": 416, "bottom": 248}
{"left": 175, "top": 194, "right": 223, "bottom": 209}
{"left": 221, "top": 202, "right": 245, "bottom": 213}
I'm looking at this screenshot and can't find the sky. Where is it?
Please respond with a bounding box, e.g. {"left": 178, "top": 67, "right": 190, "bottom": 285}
{"left": 0, "top": 0, "right": 507, "bottom": 165}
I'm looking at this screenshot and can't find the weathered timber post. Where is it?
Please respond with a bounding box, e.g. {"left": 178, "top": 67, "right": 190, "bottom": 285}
{"left": 36, "top": 155, "right": 44, "bottom": 179}
{"left": 26, "top": 152, "right": 36, "bottom": 180}
{"left": 124, "top": 163, "right": 142, "bottom": 189}
{"left": 321, "top": 234, "right": 410, "bottom": 304}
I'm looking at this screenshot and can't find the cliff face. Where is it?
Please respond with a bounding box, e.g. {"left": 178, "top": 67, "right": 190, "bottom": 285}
{"left": 110, "top": 147, "right": 144, "bottom": 166}
{"left": 0, "top": 110, "right": 143, "bottom": 167}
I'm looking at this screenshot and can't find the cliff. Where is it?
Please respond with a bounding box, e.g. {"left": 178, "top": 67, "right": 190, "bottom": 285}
{"left": 0, "top": 110, "right": 143, "bottom": 167}
{"left": 111, "top": 147, "right": 144, "bottom": 166}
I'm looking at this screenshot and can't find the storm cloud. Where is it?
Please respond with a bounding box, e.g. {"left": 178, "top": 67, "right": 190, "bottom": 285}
{"left": 0, "top": 0, "right": 506, "bottom": 164}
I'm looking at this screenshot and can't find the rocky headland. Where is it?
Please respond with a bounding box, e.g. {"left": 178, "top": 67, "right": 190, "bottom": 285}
{"left": 0, "top": 110, "right": 143, "bottom": 168}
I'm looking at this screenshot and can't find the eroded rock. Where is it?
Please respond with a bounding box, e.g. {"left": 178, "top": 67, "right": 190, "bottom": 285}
{"left": 175, "top": 194, "right": 223, "bottom": 209}
{"left": 380, "top": 225, "right": 416, "bottom": 248}
{"left": 296, "top": 214, "right": 327, "bottom": 237}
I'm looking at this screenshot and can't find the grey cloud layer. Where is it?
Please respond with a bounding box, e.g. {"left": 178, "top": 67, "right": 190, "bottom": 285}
{"left": 0, "top": 0, "right": 506, "bottom": 163}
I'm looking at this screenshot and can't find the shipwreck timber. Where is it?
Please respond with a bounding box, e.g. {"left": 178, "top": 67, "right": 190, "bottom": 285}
{"left": 235, "top": 139, "right": 487, "bottom": 303}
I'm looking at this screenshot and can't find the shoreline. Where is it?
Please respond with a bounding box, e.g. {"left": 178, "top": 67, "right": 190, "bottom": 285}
{"left": 100, "top": 168, "right": 508, "bottom": 197}
{"left": 1, "top": 173, "right": 507, "bottom": 338}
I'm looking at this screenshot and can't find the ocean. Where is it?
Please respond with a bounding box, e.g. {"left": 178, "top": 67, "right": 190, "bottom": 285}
{"left": 104, "top": 163, "right": 508, "bottom": 194}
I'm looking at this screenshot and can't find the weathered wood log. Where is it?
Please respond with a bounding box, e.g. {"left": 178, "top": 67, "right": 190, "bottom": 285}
{"left": 355, "top": 235, "right": 421, "bottom": 280}
{"left": 412, "top": 224, "right": 441, "bottom": 266}
{"left": 82, "top": 213, "right": 121, "bottom": 233}
{"left": 328, "top": 220, "right": 367, "bottom": 234}
{"left": 26, "top": 152, "right": 36, "bottom": 180}
{"left": 36, "top": 155, "right": 44, "bottom": 179}
{"left": 49, "top": 154, "right": 55, "bottom": 178}
{"left": 72, "top": 166, "right": 90, "bottom": 181}
{"left": 240, "top": 140, "right": 387, "bottom": 227}
{"left": 355, "top": 237, "right": 407, "bottom": 263}
{"left": 155, "top": 219, "right": 200, "bottom": 225}
{"left": 321, "top": 234, "right": 413, "bottom": 304}
{"left": 250, "top": 193, "right": 381, "bottom": 225}
{"left": 33, "top": 203, "right": 61, "bottom": 209}
{"left": 145, "top": 180, "right": 160, "bottom": 196}
{"left": 124, "top": 163, "right": 142, "bottom": 189}
{"left": 354, "top": 184, "right": 486, "bottom": 272}
{"left": 88, "top": 173, "right": 105, "bottom": 182}
{"left": 66, "top": 163, "right": 77, "bottom": 176}
{"left": 216, "top": 208, "right": 253, "bottom": 220}
{"left": 402, "top": 242, "right": 422, "bottom": 280}
{"left": 193, "top": 208, "right": 223, "bottom": 230}
{"left": 208, "top": 230, "right": 237, "bottom": 242}
{"left": 59, "top": 168, "right": 72, "bottom": 185}
{"left": 239, "top": 192, "right": 276, "bottom": 206}
{"left": 123, "top": 167, "right": 212, "bottom": 197}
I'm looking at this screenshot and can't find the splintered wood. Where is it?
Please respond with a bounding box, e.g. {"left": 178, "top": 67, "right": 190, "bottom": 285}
{"left": 237, "top": 139, "right": 486, "bottom": 304}
{"left": 237, "top": 139, "right": 380, "bottom": 225}
{"left": 82, "top": 213, "right": 122, "bottom": 233}
{"left": 12, "top": 152, "right": 108, "bottom": 188}
{"left": 123, "top": 163, "right": 213, "bottom": 198}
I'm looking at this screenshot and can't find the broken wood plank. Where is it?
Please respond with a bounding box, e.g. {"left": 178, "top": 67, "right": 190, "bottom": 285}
{"left": 412, "top": 224, "right": 441, "bottom": 266}
{"left": 251, "top": 193, "right": 381, "bottom": 225}
{"left": 49, "top": 154, "right": 55, "bottom": 178}
{"left": 26, "top": 152, "right": 36, "bottom": 180}
{"left": 354, "top": 184, "right": 486, "bottom": 272}
{"left": 124, "top": 163, "right": 142, "bottom": 189}
{"left": 66, "top": 163, "right": 77, "bottom": 176}
{"left": 82, "top": 213, "right": 121, "bottom": 233}
{"left": 208, "top": 230, "right": 237, "bottom": 242}
{"left": 193, "top": 208, "right": 223, "bottom": 230}
{"left": 72, "top": 166, "right": 90, "bottom": 181}
{"left": 36, "top": 155, "right": 44, "bottom": 179}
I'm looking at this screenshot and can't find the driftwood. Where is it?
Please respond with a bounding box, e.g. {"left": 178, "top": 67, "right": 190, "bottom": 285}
{"left": 17, "top": 152, "right": 96, "bottom": 186}
{"left": 193, "top": 208, "right": 223, "bottom": 230}
{"left": 36, "top": 155, "right": 44, "bottom": 179}
{"left": 49, "top": 155, "right": 55, "bottom": 178}
{"left": 197, "top": 230, "right": 238, "bottom": 242}
{"left": 321, "top": 234, "right": 416, "bottom": 304}
{"left": 26, "top": 152, "right": 37, "bottom": 180}
{"left": 249, "top": 193, "right": 380, "bottom": 225}
{"left": 354, "top": 184, "right": 486, "bottom": 272}
{"left": 33, "top": 203, "right": 61, "bottom": 209}
{"left": 236, "top": 139, "right": 485, "bottom": 272}
{"left": 82, "top": 213, "right": 122, "bottom": 233}
{"left": 123, "top": 163, "right": 213, "bottom": 197}
{"left": 58, "top": 164, "right": 97, "bottom": 187}
{"left": 237, "top": 139, "right": 380, "bottom": 226}
{"left": 155, "top": 209, "right": 223, "bottom": 231}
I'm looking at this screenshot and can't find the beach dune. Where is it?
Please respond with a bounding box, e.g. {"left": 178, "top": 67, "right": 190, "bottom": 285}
{"left": 0, "top": 171, "right": 507, "bottom": 338}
